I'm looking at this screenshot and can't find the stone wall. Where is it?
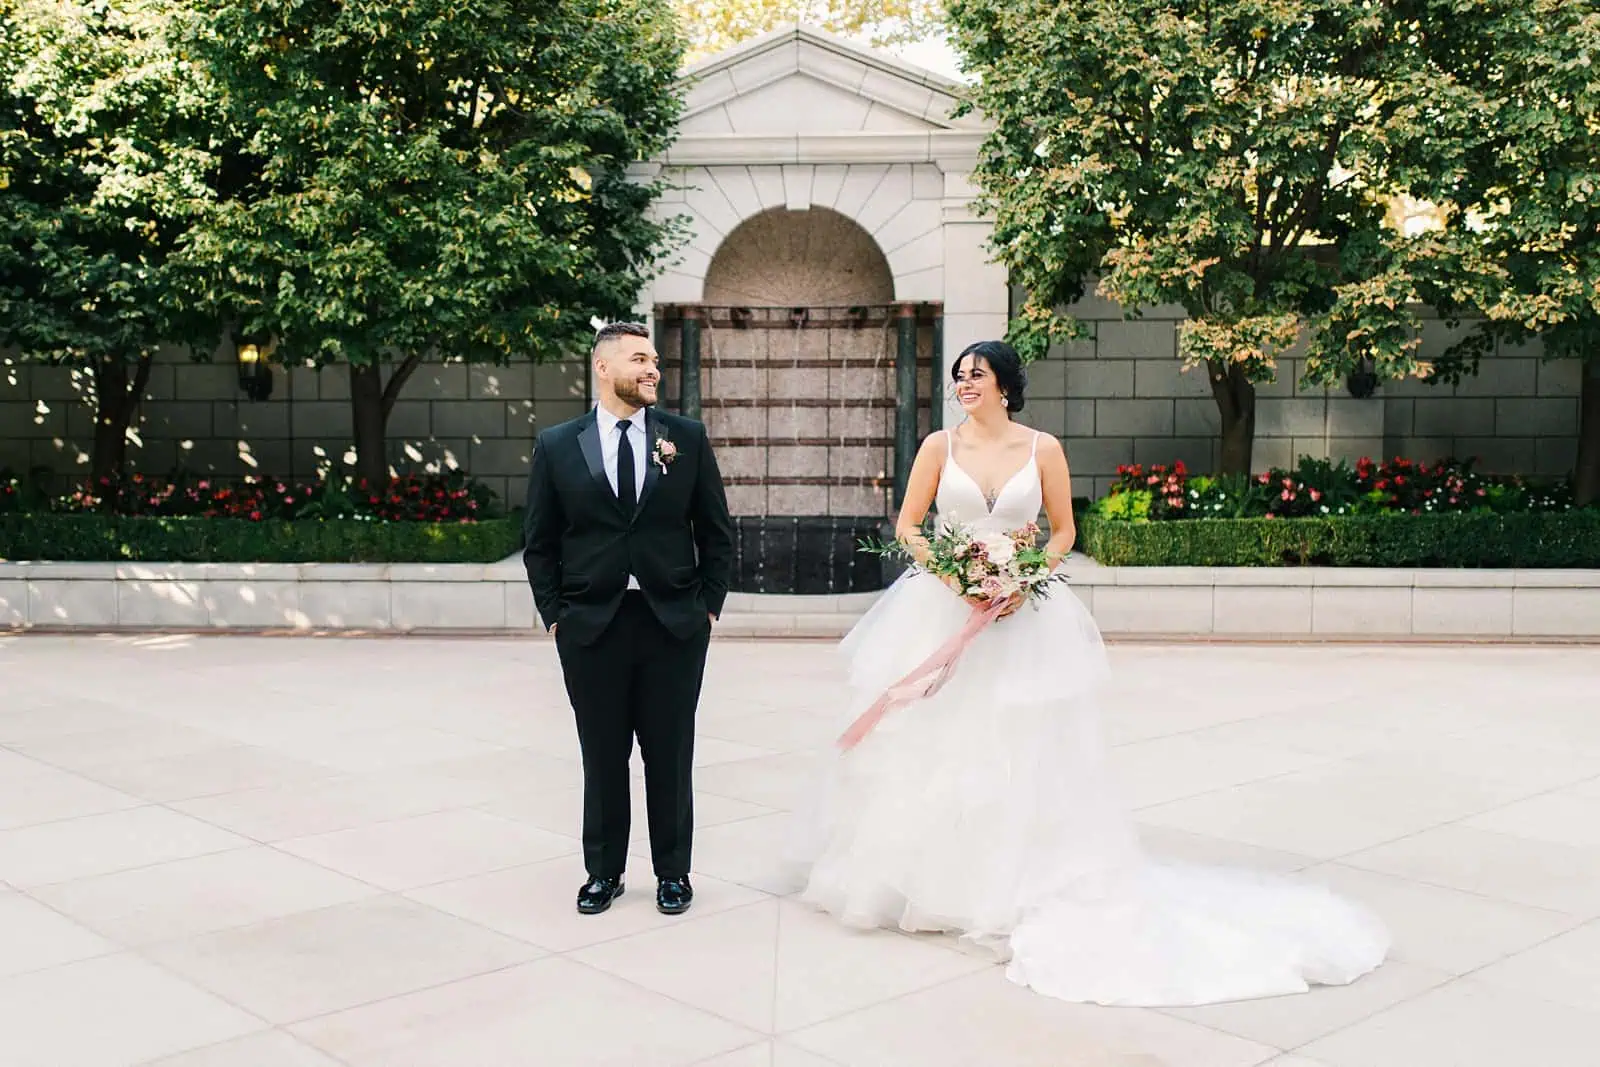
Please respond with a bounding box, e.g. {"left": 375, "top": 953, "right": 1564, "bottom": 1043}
{"left": 1014, "top": 288, "right": 1583, "bottom": 498}
{"left": 0, "top": 345, "right": 590, "bottom": 508}
{"left": 4, "top": 289, "right": 1583, "bottom": 511}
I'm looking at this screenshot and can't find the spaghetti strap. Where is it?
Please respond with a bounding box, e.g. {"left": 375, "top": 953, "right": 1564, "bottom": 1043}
{"left": 1030, "top": 431, "right": 1042, "bottom": 458}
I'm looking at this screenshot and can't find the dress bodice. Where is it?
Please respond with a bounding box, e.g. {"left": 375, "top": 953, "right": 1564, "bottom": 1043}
{"left": 934, "top": 430, "right": 1043, "bottom": 534}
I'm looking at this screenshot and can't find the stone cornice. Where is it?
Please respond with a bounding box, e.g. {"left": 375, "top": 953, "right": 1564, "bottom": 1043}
{"left": 658, "top": 131, "right": 985, "bottom": 168}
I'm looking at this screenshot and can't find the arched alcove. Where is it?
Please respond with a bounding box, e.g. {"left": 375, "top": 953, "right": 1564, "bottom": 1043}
{"left": 703, "top": 207, "right": 896, "bottom": 307}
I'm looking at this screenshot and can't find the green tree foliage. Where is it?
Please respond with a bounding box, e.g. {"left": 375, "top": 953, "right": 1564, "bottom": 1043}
{"left": 179, "top": 0, "right": 688, "bottom": 485}
{"left": 945, "top": 0, "right": 1490, "bottom": 474}
{"left": 675, "top": 0, "right": 944, "bottom": 61}
{"left": 0, "top": 0, "right": 225, "bottom": 484}
{"left": 1408, "top": 4, "right": 1600, "bottom": 505}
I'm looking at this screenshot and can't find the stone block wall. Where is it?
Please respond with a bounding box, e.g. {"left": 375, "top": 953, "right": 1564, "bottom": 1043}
{"left": 0, "top": 344, "right": 590, "bottom": 508}
{"left": 1014, "top": 289, "right": 1582, "bottom": 498}
{"left": 3, "top": 299, "right": 1583, "bottom": 510}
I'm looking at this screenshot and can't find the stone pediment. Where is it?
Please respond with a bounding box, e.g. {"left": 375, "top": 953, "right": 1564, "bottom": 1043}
{"left": 679, "top": 24, "right": 985, "bottom": 137}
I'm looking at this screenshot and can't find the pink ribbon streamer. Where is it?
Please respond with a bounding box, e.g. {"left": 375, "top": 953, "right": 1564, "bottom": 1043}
{"left": 837, "top": 597, "right": 1010, "bottom": 751}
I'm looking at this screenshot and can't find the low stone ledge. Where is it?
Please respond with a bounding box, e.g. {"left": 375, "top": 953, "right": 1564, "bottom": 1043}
{"left": 1, "top": 557, "right": 1596, "bottom": 638}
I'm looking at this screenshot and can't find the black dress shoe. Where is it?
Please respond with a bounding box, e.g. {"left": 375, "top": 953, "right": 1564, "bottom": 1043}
{"left": 577, "top": 875, "right": 624, "bottom": 915}
{"left": 656, "top": 876, "right": 693, "bottom": 915}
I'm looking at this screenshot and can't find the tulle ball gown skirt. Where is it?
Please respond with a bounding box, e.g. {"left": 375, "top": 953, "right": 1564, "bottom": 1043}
{"left": 788, "top": 572, "right": 1390, "bottom": 1007}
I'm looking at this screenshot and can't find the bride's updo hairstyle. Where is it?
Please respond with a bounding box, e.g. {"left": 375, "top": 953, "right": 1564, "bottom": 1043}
{"left": 954, "top": 340, "right": 1028, "bottom": 414}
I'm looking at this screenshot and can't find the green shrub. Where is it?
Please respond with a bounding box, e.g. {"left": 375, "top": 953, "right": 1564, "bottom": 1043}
{"left": 0, "top": 514, "right": 523, "bottom": 564}
{"left": 1079, "top": 510, "right": 1600, "bottom": 568}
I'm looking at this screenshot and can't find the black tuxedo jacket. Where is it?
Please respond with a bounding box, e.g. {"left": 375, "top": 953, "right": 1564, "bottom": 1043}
{"left": 522, "top": 407, "right": 735, "bottom": 646}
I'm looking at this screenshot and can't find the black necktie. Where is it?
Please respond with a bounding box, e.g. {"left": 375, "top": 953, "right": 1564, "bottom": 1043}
{"left": 615, "top": 420, "right": 637, "bottom": 513}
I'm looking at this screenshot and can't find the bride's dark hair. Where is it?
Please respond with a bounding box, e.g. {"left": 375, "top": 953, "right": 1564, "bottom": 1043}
{"left": 953, "top": 340, "right": 1027, "bottom": 414}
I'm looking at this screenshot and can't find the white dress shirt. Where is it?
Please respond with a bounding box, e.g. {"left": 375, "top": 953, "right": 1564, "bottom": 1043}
{"left": 595, "top": 405, "right": 646, "bottom": 590}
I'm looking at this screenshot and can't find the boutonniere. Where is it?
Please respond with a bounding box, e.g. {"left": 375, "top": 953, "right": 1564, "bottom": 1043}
{"left": 651, "top": 430, "right": 678, "bottom": 474}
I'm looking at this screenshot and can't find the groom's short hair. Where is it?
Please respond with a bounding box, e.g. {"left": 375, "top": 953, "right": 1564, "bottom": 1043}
{"left": 592, "top": 321, "right": 650, "bottom": 359}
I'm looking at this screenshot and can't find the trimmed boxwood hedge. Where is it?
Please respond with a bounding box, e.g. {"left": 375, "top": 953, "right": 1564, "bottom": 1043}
{"left": 0, "top": 513, "right": 523, "bottom": 564}
{"left": 1079, "top": 510, "right": 1600, "bottom": 568}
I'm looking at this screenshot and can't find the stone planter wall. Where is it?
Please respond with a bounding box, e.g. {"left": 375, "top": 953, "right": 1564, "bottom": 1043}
{"left": 2, "top": 557, "right": 1597, "bottom": 639}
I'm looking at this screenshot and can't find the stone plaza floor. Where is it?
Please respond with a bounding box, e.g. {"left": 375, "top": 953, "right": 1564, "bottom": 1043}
{"left": 1, "top": 634, "right": 1599, "bottom": 1065}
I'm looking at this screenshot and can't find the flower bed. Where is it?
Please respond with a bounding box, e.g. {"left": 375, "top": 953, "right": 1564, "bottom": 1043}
{"left": 0, "top": 470, "right": 519, "bottom": 563}
{"left": 48, "top": 470, "right": 498, "bottom": 523}
{"left": 1082, "top": 457, "right": 1599, "bottom": 567}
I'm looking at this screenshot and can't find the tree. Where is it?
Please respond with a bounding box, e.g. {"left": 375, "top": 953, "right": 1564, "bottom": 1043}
{"left": 944, "top": 0, "right": 1489, "bottom": 474}
{"left": 179, "top": 0, "right": 687, "bottom": 487}
{"left": 1409, "top": 2, "right": 1600, "bottom": 505}
{"left": 676, "top": 0, "right": 944, "bottom": 61}
{"left": 0, "top": 0, "right": 224, "bottom": 485}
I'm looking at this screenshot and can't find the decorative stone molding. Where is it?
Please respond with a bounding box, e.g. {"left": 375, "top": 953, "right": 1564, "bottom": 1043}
{"left": 661, "top": 132, "right": 987, "bottom": 167}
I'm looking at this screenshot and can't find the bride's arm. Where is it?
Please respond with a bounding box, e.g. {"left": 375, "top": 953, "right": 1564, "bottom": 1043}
{"left": 894, "top": 432, "right": 948, "bottom": 567}
{"left": 1037, "top": 434, "right": 1077, "bottom": 572}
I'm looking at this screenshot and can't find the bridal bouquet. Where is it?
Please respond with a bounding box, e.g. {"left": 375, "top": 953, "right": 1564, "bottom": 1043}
{"left": 862, "top": 520, "right": 1067, "bottom": 606}
{"left": 843, "top": 521, "right": 1067, "bottom": 750}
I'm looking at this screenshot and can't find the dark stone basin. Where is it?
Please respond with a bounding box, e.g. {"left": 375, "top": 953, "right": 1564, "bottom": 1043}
{"left": 729, "top": 515, "right": 895, "bottom": 595}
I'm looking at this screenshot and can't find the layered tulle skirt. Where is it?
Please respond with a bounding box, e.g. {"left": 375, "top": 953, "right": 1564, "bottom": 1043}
{"left": 788, "top": 571, "right": 1390, "bottom": 1007}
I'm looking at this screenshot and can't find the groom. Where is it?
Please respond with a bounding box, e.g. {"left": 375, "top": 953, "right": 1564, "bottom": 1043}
{"left": 523, "top": 321, "right": 734, "bottom": 917}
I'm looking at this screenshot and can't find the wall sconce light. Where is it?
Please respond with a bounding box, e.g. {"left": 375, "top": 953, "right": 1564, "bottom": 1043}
{"left": 1346, "top": 357, "right": 1378, "bottom": 400}
{"left": 235, "top": 332, "right": 275, "bottom": 402}
{"left": 789, "top": 307, "right": 809, "bottom": 328}
{"left": 730, "top": 307, "right": 753, "bottom": 329}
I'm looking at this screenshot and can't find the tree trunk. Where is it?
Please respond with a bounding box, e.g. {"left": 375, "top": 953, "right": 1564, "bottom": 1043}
{"left": 1575, "top": 356, "right": 1600, "bottom": 508}
{"left": 1209, "top": 361, "right": 1258, "bottom": 476}
{"left": 347, "top": 353, "right": 425, "bottom": 487}
{"left": 349, "top": 362, "right": 390, "bottom": 487}
{"left": 88, "top": 354, "right": 153, "bottom": 487}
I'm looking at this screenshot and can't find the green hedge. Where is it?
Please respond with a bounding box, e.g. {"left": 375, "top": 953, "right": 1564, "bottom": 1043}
{"left": 1079, "top": 510, "right": 1600, "bottom": 568}
{"left": 0, "top": 514, "right": 523, "bottom": 564}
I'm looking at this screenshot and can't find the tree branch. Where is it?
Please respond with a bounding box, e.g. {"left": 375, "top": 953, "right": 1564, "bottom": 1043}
{"left": 1270, "top": 126, "right": 1346, "bottom": 255}
{"left": 380, "top": 350, "right": 426, "bottom": 418}
{"left": 128, "top": 350, "right": 154, "bottom": 414}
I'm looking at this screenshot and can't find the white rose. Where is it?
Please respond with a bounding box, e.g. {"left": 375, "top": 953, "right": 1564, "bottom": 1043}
{"left": 979, "top": 534, "right": 1015, "bottom": 566}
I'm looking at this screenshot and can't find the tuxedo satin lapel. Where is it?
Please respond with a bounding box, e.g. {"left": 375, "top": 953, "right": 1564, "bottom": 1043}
{"left": 636, "top": 408, "right": 665, "bottom": 518}
{"left": 576, "top": 411, "right": 619, "bottom": 511}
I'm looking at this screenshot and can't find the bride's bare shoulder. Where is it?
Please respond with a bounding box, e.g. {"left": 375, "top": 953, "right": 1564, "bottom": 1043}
{"left": 918, "top": 430, "right": 952, "bottom": 456}
{"left": 1034, "top": 431, "right": 1066, "bottom": 458}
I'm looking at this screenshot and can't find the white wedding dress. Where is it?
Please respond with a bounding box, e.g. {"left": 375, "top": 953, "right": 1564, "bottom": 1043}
{"left": 788, "top": 432, "right": 1390, "bottom": 1007}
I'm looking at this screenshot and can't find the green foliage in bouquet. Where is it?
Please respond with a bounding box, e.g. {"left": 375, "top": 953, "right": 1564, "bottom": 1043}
{"left": 860, "top": 520, "right": 1069, "bottom": 602}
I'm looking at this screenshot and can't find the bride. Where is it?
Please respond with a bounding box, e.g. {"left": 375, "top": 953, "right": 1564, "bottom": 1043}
{"left": 788, "top": 340, "right": 1390, "bottom": 1007}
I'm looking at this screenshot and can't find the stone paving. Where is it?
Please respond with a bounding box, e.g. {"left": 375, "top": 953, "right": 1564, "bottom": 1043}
{"left": 1, "top": 634, "right": 1599, "bottom": 1065}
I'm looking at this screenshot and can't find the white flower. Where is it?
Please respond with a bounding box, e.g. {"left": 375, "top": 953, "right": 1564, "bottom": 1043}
{"left": 978, "top": 534, "right": 1015, "bottom": 566}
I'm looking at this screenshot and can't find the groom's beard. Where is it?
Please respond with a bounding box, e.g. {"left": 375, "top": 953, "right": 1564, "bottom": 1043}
{"left": 615, "top": 379, "right": 657, "bottom": 408}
